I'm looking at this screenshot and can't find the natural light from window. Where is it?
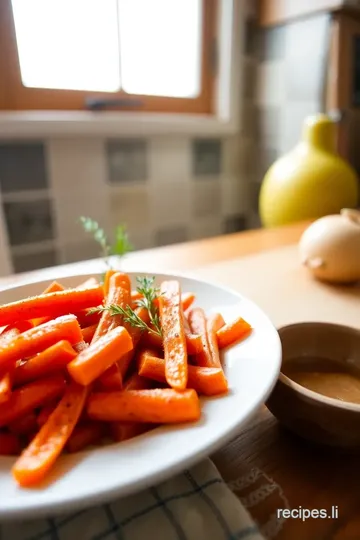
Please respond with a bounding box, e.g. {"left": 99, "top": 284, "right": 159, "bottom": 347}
{"left": 10, "top": 0, "right": 203, "bottom": 98}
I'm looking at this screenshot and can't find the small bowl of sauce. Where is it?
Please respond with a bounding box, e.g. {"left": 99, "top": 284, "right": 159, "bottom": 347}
{"left": 266, "top": 322, "right": 360, "bottom": 448}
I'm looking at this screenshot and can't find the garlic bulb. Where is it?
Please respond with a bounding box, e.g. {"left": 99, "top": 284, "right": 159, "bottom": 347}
{"left": 299, "top": 209, "right": 360, "bottom": 284}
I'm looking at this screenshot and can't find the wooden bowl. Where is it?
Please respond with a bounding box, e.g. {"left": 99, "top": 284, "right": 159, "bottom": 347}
{"left": 266, "top": 322, "right": 360, "bottom": 448}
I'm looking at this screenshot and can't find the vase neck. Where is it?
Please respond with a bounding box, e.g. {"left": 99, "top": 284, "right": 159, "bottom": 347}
{"left": 301, "top": 114, "right": 336, "bottom": 153}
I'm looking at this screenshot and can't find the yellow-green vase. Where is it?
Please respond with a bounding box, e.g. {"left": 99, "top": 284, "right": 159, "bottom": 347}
{"left": 259, "top": 114, "right": 359, "bottom": 227}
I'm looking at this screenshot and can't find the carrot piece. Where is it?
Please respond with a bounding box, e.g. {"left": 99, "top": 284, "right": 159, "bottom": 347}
{"left": 95, "top": 364, "right": 123, "bottom": 391}
{"left": 12, "top": 382, "right": 87, "bottom": 487}
{"left": 37, "top": 401, "right": 58, "bottom": 427}
{"left": 0, "top": 286, "right": 104, "bottom": 327}
{"left": 0, "top": 432, "right": 21, "bottom": 455}
{"left": 81, "top": 324, "right": 98, "bottom": 344}
{"left": 88, "top": 388, "right": 200, "bottom": 424}
{"left": 0, "top": 320, "right": 34, "bottom": 337}
{"left": 68, "top": 326, "right": 133, "bottom": 386}
{"left": 204, "top": 313, "right": 224, "bottom": 369}
{"left": 66, "top": 421, "right": 104, "bottom": 453}
{"left": 188, "top": 308, "right": 214, "bottom": 368}
{"left": 131, "top": 290, "right": 143, "bottom": 306}
{"left": 158, "top": 281, "right": 188, "bottom": 391}
{"left": 0, "top": 371, "right": 12, "bottom": 404}
{"left": 181, "top": 292, "right": 196, "bottom": 312}
{"left": 93, "top": 272, "right": 131, "bottom": 342}
{"left": 216, "top": 316, "right": 252, "bottom": 349}
{"left": 13, "top": 340, "right": 77, "bottom": 386}
{"left": 31, "top": 281, "right": 66, "bottom": 326}
{"left": 142, "top": 331, "right": 163, "bottom": 350}
{"left": 76, "top": 277, "right": 99, "bottom": 289}
{"left": 103, "top": 269, "right": 118, "bottom": 296}
{"left": 9, "top": 412, "right": 38, "bottom": 436}
{"left": 0, "top": 374, "right": 66, "bottom": 428}
{"left": 74, "top": 309, "right": 102, "bottom": 329}
{"left": 182, "top": 311, "right": 203, "bottom": 355}
{"left": 0, "top": 315, "right": 82, "bottom": 373}
{"left": 110, "top": 422, "right": 153, "bottom": 442}
{"left": 138, "top": 351, "right": 228, "bottom": 396}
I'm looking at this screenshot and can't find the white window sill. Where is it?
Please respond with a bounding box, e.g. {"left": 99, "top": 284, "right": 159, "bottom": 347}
{"left": 0, "top": 111, "right": 239, "bottom": 139}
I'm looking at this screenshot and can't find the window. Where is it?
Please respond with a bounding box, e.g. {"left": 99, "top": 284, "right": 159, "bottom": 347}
{"left": 0, "top": 0, "right": 217, "bottom": 113}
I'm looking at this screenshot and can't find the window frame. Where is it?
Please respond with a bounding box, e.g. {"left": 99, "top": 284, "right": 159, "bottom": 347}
{"left": 0, "top": 0, "right": 217, "bottom": 114}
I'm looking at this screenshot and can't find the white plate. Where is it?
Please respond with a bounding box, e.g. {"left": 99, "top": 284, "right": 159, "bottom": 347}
{"left": 0, "top": 272, "right": 281, "bottom": 519}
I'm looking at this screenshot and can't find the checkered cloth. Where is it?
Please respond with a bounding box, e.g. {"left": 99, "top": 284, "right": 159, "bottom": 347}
{"left": 0, "top": 460, "right": 265, "bottom": 540}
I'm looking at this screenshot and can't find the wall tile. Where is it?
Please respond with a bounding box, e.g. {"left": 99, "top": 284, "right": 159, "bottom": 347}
{"left": 257, "top": 61, "right": 286, "bottom": 107}
{"left": 149, "top": 138, "right": 190, "bottom": 182}
{"left": 258, "top": 26, "right": 286, "bottom": 61}
{"left": 251, "top": 182, "right": 262, "bottom": 214}
{"left": 13, "top": 249, "right": 57, "bottom": 273}
{"left": 150, "top": 180, "right": 190, "bottom": 227}
{"left": 191, "top": 180, "right": 221, "bottom": 218}
{"left": 127, "top": 229, "right": 155, "bottom": 251}
{"left": 223, "top": 215, "right": 247, "bottom": 234}
{"left": 0, "top": 143, "right": 48, "bottom": 192}
{"left": 108, "top": 186, "right": 150, "bottom": 231}
{"left": 4, "top": 199, "right": 54, "bottom": 246}
{"left": 285, "top": 54, "right": 326, "bottom": 103}
{"left": 285, "top": 14, "right": 330, "bottom": 59}
{"left": 242, "top": 103, "right": 258, "bottom": 141}
{"left": 221, "top": 176, "right": 249, "bottom": 217}
{"left": 155, "top": 225, "right": 188, "bottom": 247}
{"left": 244, "top": 19, "right": 258, "bottom": 57}
{"left": 60, "top": 240, "right": 99, "bottom": 264}
{"left": 279, "top": 101, "right": 320, "bottom": 153}
{"left": 255, "top": 106, "right": 282, "bottom": 150}
{"left": 192, "top": 139, "right": 222, "bottom": 177}
{"left": 243, "top": 58, "right": 257, "bottom": 101}
{"left": 253, "top": 147, "right": 278, "bottom": 184}
{"left": 190, "top": 217, "right": 223, "bottom": 241}
{"left": 107, "top": 140, "right": 147, "bottom": 183}
{"left": 223, "top": 136, "right": 243, "bottom": 177}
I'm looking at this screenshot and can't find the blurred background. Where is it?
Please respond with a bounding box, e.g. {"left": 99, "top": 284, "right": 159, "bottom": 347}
{"left": 0, "top": 0, "right": 359, "bottom": 274}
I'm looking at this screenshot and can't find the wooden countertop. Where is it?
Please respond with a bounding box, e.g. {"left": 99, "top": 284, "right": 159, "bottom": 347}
{"left": 2, "top": 219, "right": 357, "bottom": 540}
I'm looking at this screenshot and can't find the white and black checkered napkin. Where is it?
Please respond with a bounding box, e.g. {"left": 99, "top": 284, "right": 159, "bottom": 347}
{"left": 0, "top": 460, "right": 265, "bottom": 540}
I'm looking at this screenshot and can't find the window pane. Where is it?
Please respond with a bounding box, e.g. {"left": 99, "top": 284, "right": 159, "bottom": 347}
{"left": 11, "top": 0, "right": 121, "bottom": 92}
{"left": 118, "top": 0, "right": 202, "bottom": 98}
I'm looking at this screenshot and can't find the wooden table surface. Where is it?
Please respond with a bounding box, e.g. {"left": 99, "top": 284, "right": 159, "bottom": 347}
{"left": 1, "top": 220, "right": 357, "bottom": 540}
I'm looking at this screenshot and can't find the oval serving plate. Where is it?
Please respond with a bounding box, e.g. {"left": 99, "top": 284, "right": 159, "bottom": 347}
{"left": 0, "top": 272, "right": 281, "bottom": 519}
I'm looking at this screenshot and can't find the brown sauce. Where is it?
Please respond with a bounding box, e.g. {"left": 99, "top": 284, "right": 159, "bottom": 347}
{"left": 283, "top": 357, "right": 360, "bottom": 405}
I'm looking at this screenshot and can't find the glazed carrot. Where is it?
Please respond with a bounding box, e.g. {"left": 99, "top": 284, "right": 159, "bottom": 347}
{"left": 13, "top": 340, "right": 77, "bottom": 386}
{"left": 93, "top": 272, "right": 131, "bottom": 342}
{"left": 81, "top": 324, "right": 98, "bottom": 344}
{"left": 0, "top": 315, "right": 82, "bottom": 372}
{"left": 66, "top": 422, "right": 104, "bottom": 453}
{"left": 216, "top": 316, "right": 252, "bottom": 349}
{"left": 88, "top": 388, "right": 200, "bottom": 424}
{"left": 74, "top": 309, "right": 102, "bottom": 329}
{"left": 9, "top": 412, "right": 38, "bottom": 435}
{"left": 115, "top": 307, "right": 150, "bottom": 382}
{"left": 181, "top": 292, "right": 196, "bottom": 311}
{"left": 68, "top": 326, "right": 133, "bottom": 386}
{"left": 188, "top": 308, "right": 214, "bottom": 368}
{"left": 12, "top": 382, "right": 87, "bottom": 487}
{"left": 131, "top": 290, "right": 143, "bottom": 307}
{"left": 37, "top": 401, "right": 58, "bottom": 427}
{"left": 31, "top": 281, "right": 65, "bottom": 326}
{"left": 95, "top": 364, "right": 122, "bottom": 391}
{"left": 204, "top": 313, "right": 224, "bottom": 369}
{"left": 143, "top": 331, "right": 163, "bottom": 350}
{"left": 158, "top": 281, "right": 188, "bottom": 391}
{"left": 0, "top": 374, "right": 66, "bottom": 428}
{"left": 0, "top": 372, "right": 12, "bottom": 404}
{"left": 103, "top": 269, "right": 118, "bottom": 296}
{"left": 0, "top": 432, "right": 21, "bottom": 455}
{"left": 0, "top": 286, "right": 104, "bottom": 327}
{"left": 110, "top": 422, "right": 153, "bottom": 442}
{"left": 0, "top": 320, "right": 34, "bottom": 337}
{"left": 182, "top": 312, "right": 203, "bottom": 355}
{"left": 138, "top": 351, "right": 228, "bottom": 396}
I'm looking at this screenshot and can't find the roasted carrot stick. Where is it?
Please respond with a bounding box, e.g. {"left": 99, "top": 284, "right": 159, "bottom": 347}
{"left": 12, "top": 382, "right": 87, "bottom": 487}
{"left": 188, "top": 308, "right": 214, "bottom": 368}
{"left": 31, "top": 281, "right": 65, "bottom": 326}
{"left": 216, "top": 316, "right": 252, "bottom": 349}
{"left": 81, "top": 324, "right": 98, "bottom": 344}
{"left": 0, "top": 374, "right": 66, "bottom": 428}
{"left": 88, "top": 388, "right": 200, "bottom": 424}
{"left": 93, "top": 272, "right": 131, "bottom": 342}
{"left": 74, "top": 309, "right": 102, "bottom": 329}
{"left": 95, "top": 364, "right": 123, "bottom": 391}
{"left": 0, "top": 315, "right": 82, "bottom": 372}
{"left": 204, "top": 313, "right": 224, "bottom": 369}
{"left": 103, "top": 269, "right": 118, "bottom": 296}
{"left": 13, "top": 340, "right": 77, "bottom": 386}
{"left": 181, "top": 292, "right": 196, "bottom": 311}
{"left": 115, "top": 307, "right": 150, "bottom": 382}
{"left": 68, "top": 326, "right": 133, "bottom": 386}
{"left": 0, "top": 286, "right": 104, "bottom": 327}
{"left": 138, "top": 351, "right": 228, "bottom": 396}
{"left": 110, "top": 422, "right": 153, "bottom": 442}
{"left": 0, "top": 320, "right": 34, "bottom": 337}
{"left": 0, "top": 432, "right": 21, "bottom": 455}
{"left": 0, "top": 371, "right": 12, "bottom": 404}
{"left": 9, "top": 412, "right": 38, "bottom": 436}
{"left": 66, "top": 421, "right": 104, "bottom": 453}
{"left": 182, "top": 311, "right": 203, "bottom": 355}
{"left": 37, "top": 401, "right": 58, "bottom": 427}
{"left": 158, "top": 281, "right": 188, "bottom": 391}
